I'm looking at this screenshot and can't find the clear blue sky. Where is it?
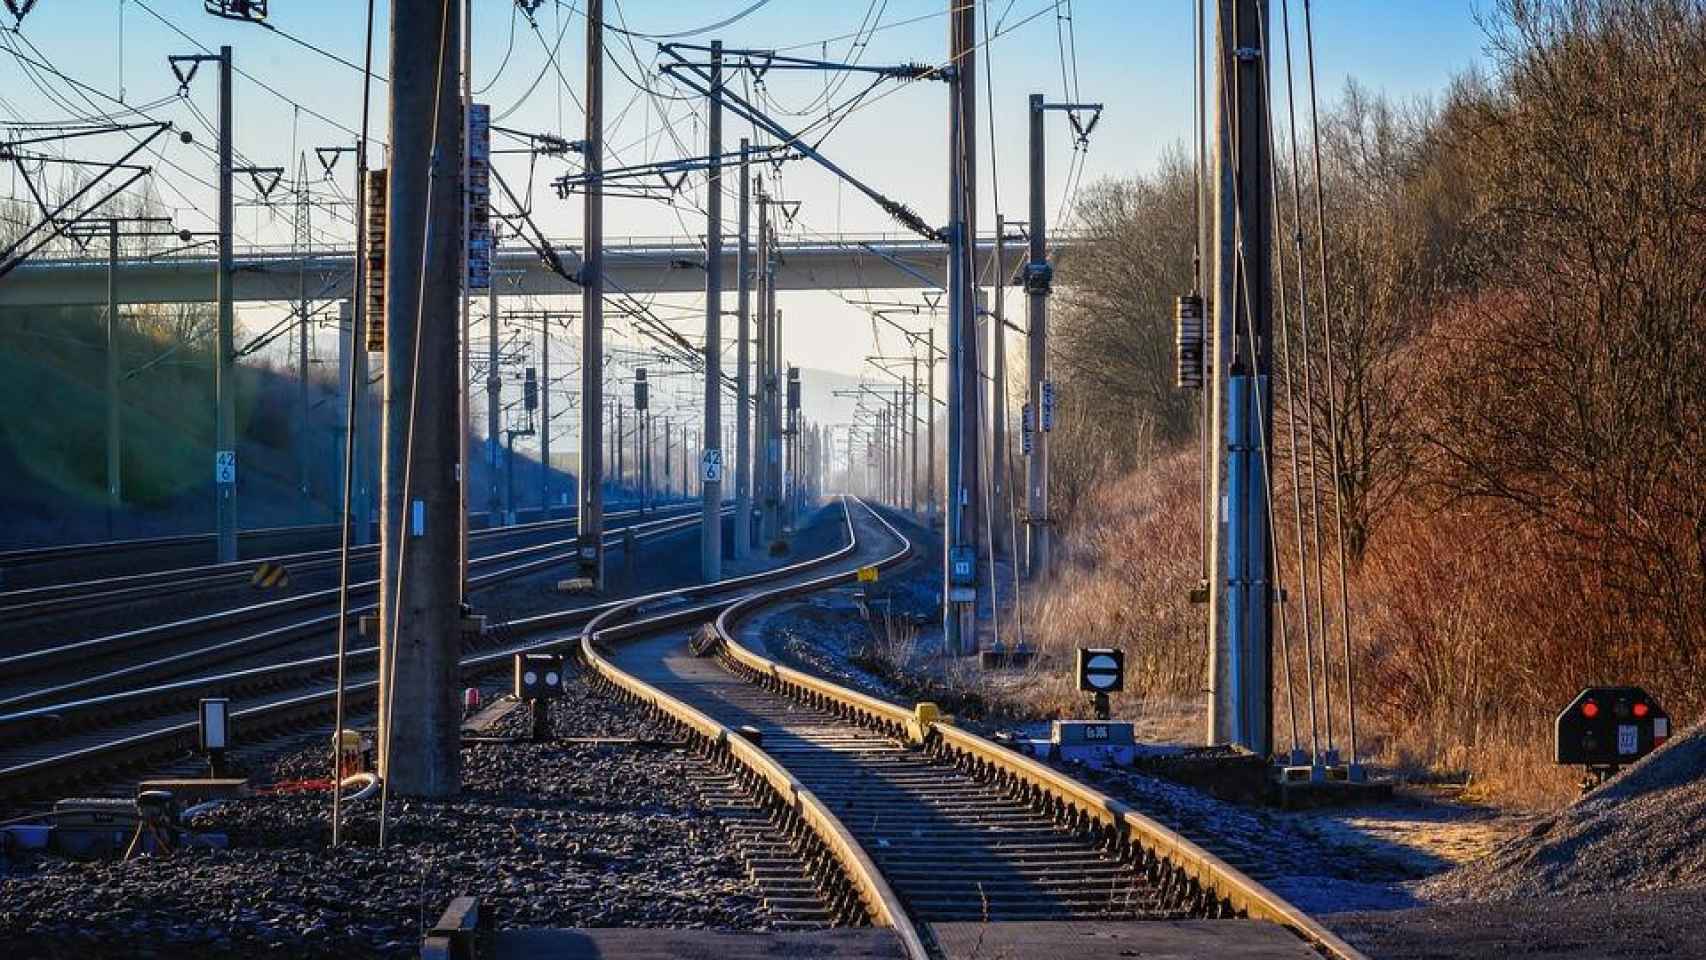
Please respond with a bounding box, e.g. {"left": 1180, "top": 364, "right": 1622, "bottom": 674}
{"left": 8, "top": 2, "right": 1490, "bottom": 241}
{"left": 2, "top": 1, "right": 1492, "bottom": 439}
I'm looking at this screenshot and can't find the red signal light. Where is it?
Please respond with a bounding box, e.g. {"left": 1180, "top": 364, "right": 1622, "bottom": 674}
{"left": 1634, "top": 701, "right": 1650, "bottom": 718}
{"left": 1582, "top": 700, "right": 1600, "bottom": 719}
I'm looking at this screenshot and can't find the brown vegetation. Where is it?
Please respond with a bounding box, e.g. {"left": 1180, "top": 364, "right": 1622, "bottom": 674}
{"left": 1034, "top": 0, "right": 1706, "bottom": 804}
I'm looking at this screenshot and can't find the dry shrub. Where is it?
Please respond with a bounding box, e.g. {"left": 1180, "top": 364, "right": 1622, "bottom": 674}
{"left": 1029, "top": 449, "right": 1207, "bottom": 719}
{"left": 852, "top": 611, "right": 919, "bottom": 676}
{"left": 1350, "top": 506, "right": 1602, "bottom": 802}
{"left": 1030, "top": 0, "right": 1706, "bottom": 808}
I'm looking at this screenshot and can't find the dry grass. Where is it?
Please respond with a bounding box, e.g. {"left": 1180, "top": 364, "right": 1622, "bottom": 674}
{"left": 852, "top": 611, "right": 920, "bottom": 677}
{"left": 1016, "top": 451, "right": 1635, "bottom": 808}
{"left": 1350, "top": 504, "right": 1666, "bottom": 807}
{"left": 1026, "top": 450, "right": 1208, "bottom": 720}
{"left": 1018, "top": 0, "right": 1706, "bottom": 812}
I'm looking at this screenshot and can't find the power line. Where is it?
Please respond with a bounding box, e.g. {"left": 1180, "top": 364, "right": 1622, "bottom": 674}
{"left": 131, "top": 0, "right": 371, "bottom": 144}
{"left": 605, "top": 0, "right": 776, "bottom": 41}
{"left": 258, "top": 19, "right": 384, "bottom": 81}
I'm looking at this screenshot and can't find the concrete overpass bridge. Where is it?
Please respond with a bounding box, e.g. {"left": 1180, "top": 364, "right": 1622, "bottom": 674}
{"left": 0, "top": 232, "right": 1077, "bottom": 307}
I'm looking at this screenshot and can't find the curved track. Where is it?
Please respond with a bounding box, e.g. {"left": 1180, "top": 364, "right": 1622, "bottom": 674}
{"left": 1, "top": 498, "right": 1362, "bottom": 960}
{"left": 579, "top": 497, "right": 1363, "bottom": 960}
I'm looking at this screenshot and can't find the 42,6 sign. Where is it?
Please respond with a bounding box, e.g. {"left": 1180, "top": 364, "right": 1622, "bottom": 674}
{"left": 214, "top": 450, "right": 237, "bottom": 485}
{"left": 701, "top": 448, "right": 723, "bottom": 484}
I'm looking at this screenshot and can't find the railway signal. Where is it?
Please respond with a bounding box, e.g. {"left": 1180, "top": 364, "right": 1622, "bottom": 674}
{"left": 514, "top": 653, "right": 567, "bottom": 741}
{"left": 1557, "top": 686, "right": 1670, "bottom": 788}
{"left": 1076, "top": 647, "right": 1124, "bottom": 721}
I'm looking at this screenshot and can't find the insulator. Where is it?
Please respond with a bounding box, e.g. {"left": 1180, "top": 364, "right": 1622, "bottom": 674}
{"left": 1174, "top": 294, "right": 1205, "bottom": 390}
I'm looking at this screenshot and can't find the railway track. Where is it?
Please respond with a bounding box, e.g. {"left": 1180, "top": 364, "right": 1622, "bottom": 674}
{"left": 0, "top": 522, "right": 344, "bottom": 591}
{"left": 0, "top": 500, "right": 676, "bottom": 625}
{"left": 0, "top": 506, "right": 703, "bottom": 713}
{"left": 575, "top": 497, "right": 1363, "bottom": 960}
{"left": 2, "top": 497, "right": 1358, "bottom": 959}
{"left": 0, "top": 503, "right": 634, "bottom": 592}
{"left": 0, "top": 510, "right": 718, "bottom": 802}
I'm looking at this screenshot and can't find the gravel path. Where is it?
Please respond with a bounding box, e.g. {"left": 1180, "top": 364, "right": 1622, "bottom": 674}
{"left": 0, "top": 672, "right": 773, "bottom": 958}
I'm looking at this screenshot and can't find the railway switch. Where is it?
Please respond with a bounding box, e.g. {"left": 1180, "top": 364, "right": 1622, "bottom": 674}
{"left": 1557, "top": 685, "right": 1670, "bottom": 788}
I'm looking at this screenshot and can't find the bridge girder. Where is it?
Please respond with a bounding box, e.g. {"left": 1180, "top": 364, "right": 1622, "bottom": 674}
{"left": 0, "top": 237, "right": 1047, "bottom": 307}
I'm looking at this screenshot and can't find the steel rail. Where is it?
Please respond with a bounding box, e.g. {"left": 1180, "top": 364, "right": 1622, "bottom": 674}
{"left": 0, "top": 506, "right": 697, "bottom": 684}
{"left": 0, "top": 512, "right": 716, "bottom": 800}
{"left": 0, "top": 522, "right": 338, "bottom": 567}
{"left": 0, "top": 512, "right": 710, "bottom": 739}
{"left": 0, "top": 511, "right": 713, "bottom": 722}
{"left": 0, "top": 502, "right": 635, "bottom": 571}
{"left": 577, "top": 499, "right": 929, "bottom": 958}
{"left": 712, "top": 502, "right": 1365, "bottom": 960}
{"left": 0, "top": 501, "right": 673, "bottom": 616}
{"left": 579, "top": 496, "right": 1362, "bottom": 960}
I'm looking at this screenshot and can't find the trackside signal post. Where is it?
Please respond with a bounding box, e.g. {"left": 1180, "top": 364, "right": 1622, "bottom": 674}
{"left": 1208, "top": 0, "right": 1276, "bottom": 756}
{"left": 1557, "top": 686, "right": 1671, "bottom": 789}
{"left": 1039, "top": 649, "right": 1135, "bottom": 767}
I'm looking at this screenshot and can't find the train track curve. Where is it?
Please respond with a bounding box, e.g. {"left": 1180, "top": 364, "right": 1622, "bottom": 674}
{"left": 577, "top": 496, "right": 1364, "bottom": 960}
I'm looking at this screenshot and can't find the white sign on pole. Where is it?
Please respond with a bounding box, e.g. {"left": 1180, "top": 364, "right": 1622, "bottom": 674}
{"left": 701, "top": 448, "right": 723, "bottom": 483}
{"left": 1040, "top": 380, "right": 1056, "bottom": 432}
{"left": 215, "top": 450, "right": 237, "bottom": 485}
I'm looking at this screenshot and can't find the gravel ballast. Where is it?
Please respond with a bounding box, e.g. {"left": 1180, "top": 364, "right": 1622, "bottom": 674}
{"left": 0, "top": 672, "right": 774, "bottom": 958}
{"left": 1427, "top": 719, "right": 1706, "bottom": 902}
